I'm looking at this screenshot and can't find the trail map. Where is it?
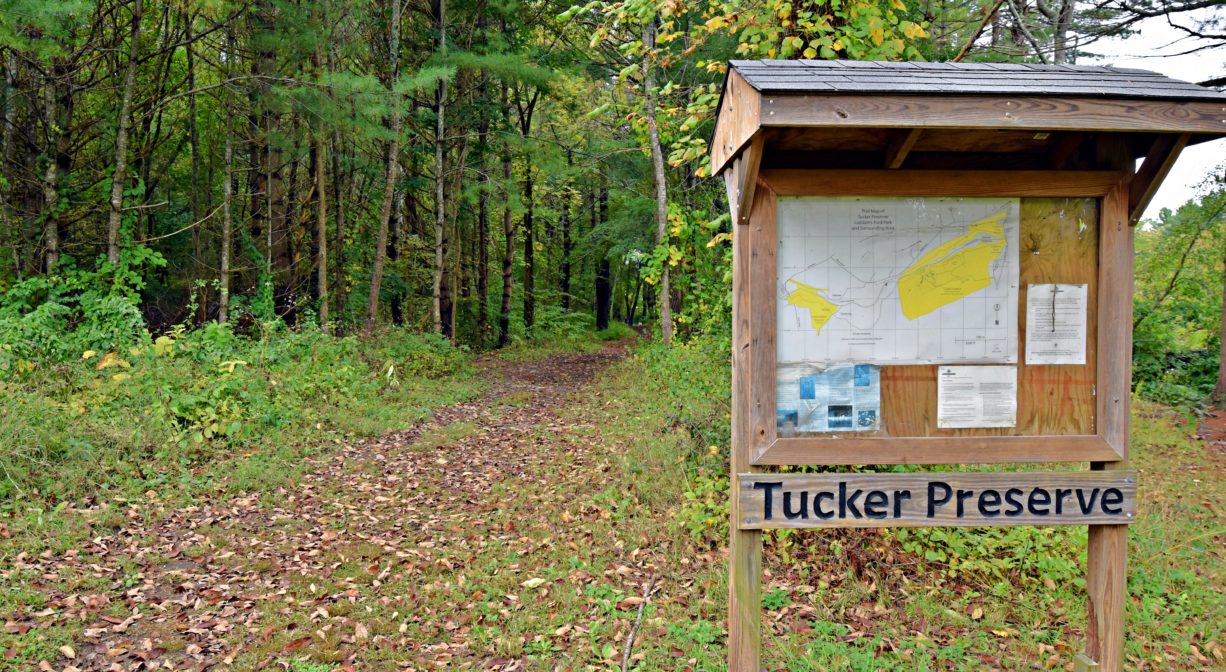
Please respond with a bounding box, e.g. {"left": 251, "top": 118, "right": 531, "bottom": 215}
{"left": 777, "top": 196, "right": 1020, "bottom": 365}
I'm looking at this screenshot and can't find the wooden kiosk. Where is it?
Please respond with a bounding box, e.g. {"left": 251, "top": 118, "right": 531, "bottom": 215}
{"left": 711, "top": 60, "right": 1226, "bottom": 671}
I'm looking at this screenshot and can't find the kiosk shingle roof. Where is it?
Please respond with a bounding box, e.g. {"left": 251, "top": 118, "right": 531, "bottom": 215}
{"left": 729, "top": 60, "right": 1226, "bottom": 100}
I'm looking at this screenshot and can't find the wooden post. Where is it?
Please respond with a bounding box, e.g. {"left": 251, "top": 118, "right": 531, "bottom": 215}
{"left": 1085, "top": 172, "right": 1133, "bottom": 672}
{"left": 728, "top": 184, "right": 772, "bottom": 671}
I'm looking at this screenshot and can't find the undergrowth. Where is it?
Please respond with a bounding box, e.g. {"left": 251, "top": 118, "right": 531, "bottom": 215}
{"left": 612, "top": 337, "right": 1224, "bottom": 669}
{"left": 0, "top": 313, "right": 477, "bottom": 508}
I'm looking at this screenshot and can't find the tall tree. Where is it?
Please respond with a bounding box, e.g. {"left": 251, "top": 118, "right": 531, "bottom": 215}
{"left": 366, "top": 0, "right": 402, "bottom": 337}
{"left": 641, "top": 17, "right": 671, "bottom": 345}
{"left": 106, "top": 0, "right": 144, "bottom": 265}
{"left": 432, "top": 0, "right": 448, "bottom": 336}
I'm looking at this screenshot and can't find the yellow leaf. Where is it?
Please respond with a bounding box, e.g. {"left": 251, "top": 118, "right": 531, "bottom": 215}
{"left": 971, "top": 607, "right": 984, "bottom": 620}
{"left": 521, "top": 577, "right": 547, "bottom": 589}
{"left": 219, "top": 360, "right": 248, "bottom": 373}
{"left": 111, "top": 372, "right": 131, "bottom": 383}
{"left": 97, "top": 352, "right": 131, "bottom": 370}
{"left": 153, "top": 335, "right": 176, "bottom": 356}
{"left": 81, "top": 350, "right": 96, "bottom": 360}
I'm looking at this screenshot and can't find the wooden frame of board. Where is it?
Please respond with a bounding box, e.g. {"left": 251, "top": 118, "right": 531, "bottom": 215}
{"left": 729, "top": 165, "right": 1137, "bottom": 672}
{"left": 744, "top": 169, "right": 1131, "bottom": 467}
{"left": 714, "top": 60, "right": 1226, "bottom": 672}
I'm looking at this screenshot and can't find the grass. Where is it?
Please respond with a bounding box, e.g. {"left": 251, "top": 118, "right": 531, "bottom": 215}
{"left": 1, "top": 332, "right": 1222, "bottom": 670}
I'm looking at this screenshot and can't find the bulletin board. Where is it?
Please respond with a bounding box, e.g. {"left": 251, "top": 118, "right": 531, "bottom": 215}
{"left": 776, "top": 197, "right": 1098, "bottom": 438}
{"left": 739, "top": 170, "right": 1131, "bottom": 467}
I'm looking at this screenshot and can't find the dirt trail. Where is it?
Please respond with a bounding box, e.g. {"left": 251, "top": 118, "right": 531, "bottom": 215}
{"left": 15, "top": 345, "right": 629, "bottom": 671}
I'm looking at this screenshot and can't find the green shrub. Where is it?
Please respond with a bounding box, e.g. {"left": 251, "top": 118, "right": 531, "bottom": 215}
{"left": 0, "top": 318, "right": 476, "bottom": 506}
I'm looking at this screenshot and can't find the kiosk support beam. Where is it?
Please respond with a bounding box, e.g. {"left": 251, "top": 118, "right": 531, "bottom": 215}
{"left": 1129, "top": 133, "right": 1189, "bottom": 224}
{"left": 728, "top": 182, "right": 773, "bottom": 671}
{"left": 1085, "top": 176, "right": 1133, "bottom": 672}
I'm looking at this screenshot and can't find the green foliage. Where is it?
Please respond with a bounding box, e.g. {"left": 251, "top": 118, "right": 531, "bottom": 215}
{"left": 0, "top": 319, "right": 475, "bottom": 506}
{"left": 0, "top": 247, "right": 164, "bottom": 367}
{"left": 761, "top": 587, "right": 790, "bottom": 610}
{"left": 893, "top": 524, "right": 1082, "bottom": 586}
{"left": 1132, "top": 173, "right": 1225, "bottom": 406}
{"left": 666, "top": 619, "right": 722, "bottom": 646}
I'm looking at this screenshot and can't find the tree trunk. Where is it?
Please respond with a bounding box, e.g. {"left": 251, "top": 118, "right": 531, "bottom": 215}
{"left": 442, "top": 134, "right": 470, "bottom": 341}
{"left": 331, "top": 134, "right": 346, "bottom": 325}
{"left": 1, "top": 50, "right": 16, "bottom": 279}
{"left": 522, "top": 165, "right": 535, "bottom": 331}
{"left": 595, "top": 187, "right": 611, "bottom": 330}
{"left": 431, "top": 0, "right": 447, "bottom": 336}
{"left": 642, "top": 18, "right": 671, "bottom": 345}
{"left": 389, "top": 189, "right": 404, "bottom": 325}
{"left": 330, "top": 50, "right": 347, "bottom": 330}
{"left": 315, "top": 138, "right": 329, "bottom": 331}
{"left": 476, "top": 149, "right": 490, "bottom": 345}
{"left": 107, "top": 0, "right": 144, "bottom": 265}
{"left": 41, "top": 79, "right": 59, "bottom": 273}
{"left": 184, "top": 9, "right": 203, "bottom": 312}
{"left": 1215, "top": 228, "right": 1226, "bottom": 403}
{"left": 219, "top": 127, "right": 234, "bottom": 323}
{"left": 560, "top": 150, "right": 572, "bottom": 310}
{"left": 365, "top": 0, "right": 401, "bottom": 337}
{"left": 497, "top": 128, "right": 514, "bottom": 347}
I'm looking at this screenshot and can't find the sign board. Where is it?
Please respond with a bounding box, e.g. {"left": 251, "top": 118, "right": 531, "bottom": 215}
{"left": 712, "top": 58, "right": 1226, "bottom": 672}
{"left": 738, "top": 471, "right": 1136, "bottom": 529}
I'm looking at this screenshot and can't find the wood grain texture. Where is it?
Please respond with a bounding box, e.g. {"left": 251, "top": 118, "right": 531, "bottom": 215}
{"left": 738, "top": 471, "right": 1137, "bottom": 529}
{"left": 1097, "top": 179, "right": 1133, "bottom": 458}
{"left": 761, "top": 169, "right": 1124, "bottom": 197}
{"left": 761, "top": 198, "right": 1102, "bottom": 464}
{"left": 727, "top": 183, "right": 768, "bottom": 672}
{"left": 750, "top": 184, "right": 777, "bottom": 456}
{"left": 1086, "top": 158, "right": 1132, "bottom": 672}
{"left": 711, "top": 69, "right": 762, "bottom": 175}
{"left": 737, "top": 137, "right": 764, "bottom": 226}
{"left": 761, "top": 94, "right": 1226, "bottom": 135}
{"left": 722, "top": 155, "right": 742, "bottom": 224}
{"left": 884, "top": 128, "right": 922, "bottom": 168}
{"left": 1129, "top": 133, "right": 1189, "bottom": 224}
{"left": 879, "top": 199, "right": 1098, "bottom": 438}
{"left": 754, "top": 435, "right": 1118, "bottom": 466}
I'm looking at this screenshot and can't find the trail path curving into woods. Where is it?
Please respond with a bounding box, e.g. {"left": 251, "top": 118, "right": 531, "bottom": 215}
{"left": 12, "top": 344, "right": 640, "bottom": 671}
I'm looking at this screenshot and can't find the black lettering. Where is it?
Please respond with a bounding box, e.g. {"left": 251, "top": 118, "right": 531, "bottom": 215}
{"left": 839, "top": 482, "right": 863, "bottom": 519}
{"left": 1076, "top": 488, "right": 1100, "bottom": 514}
{"left": 815, "top": 492, "right": 835, "bottom": 519}
{"left": 928, "top": 482, "right": 952, "bottom": 517}
{"left": 783, "top": 491, "right": 809, "bottom": 520}
{"left": 956, "top": 489, "right": 974, "bottom": 518}
{"left": 1004, "top": 488, "right": 1024, "bottom": 516}
{"left": 863, "top": 491, "right": 889, "bottom": 519}
{"left": 1055, "top": 488, "right": 1073, "bottom": 515}
{"left": 978, "top": 489, "right": 1001, "bottom": 517}
{"left": 893, "top": 490, "right": 911, "bottom": 518}
{"left": 1101, "top": 488, "right": 1124, "bottom": 515}
{"left": 1028, "top": 488, "right": 1051, "bottom": 515}
{"left": 753, "top": 481, "right": 783, "bottom": 520}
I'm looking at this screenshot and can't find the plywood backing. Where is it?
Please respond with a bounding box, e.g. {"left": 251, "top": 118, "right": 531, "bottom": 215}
{"left": 876, "top": 198, "right": 1099, "bottom": 438}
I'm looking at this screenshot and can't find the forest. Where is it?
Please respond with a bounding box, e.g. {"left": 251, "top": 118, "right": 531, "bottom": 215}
{"left": 1, "top": 0, "right": 1225, "bottom": 670}
{"left": 0, "top": 0, "right": 1217, "bottom": 349}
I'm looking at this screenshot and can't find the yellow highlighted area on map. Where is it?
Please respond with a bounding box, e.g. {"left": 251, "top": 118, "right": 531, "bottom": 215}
{"left": 898, "top": 212, "right": 1007, "bottom": 320}
{"left": 785, "top": 280, "right": 840, "bottom": 334}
